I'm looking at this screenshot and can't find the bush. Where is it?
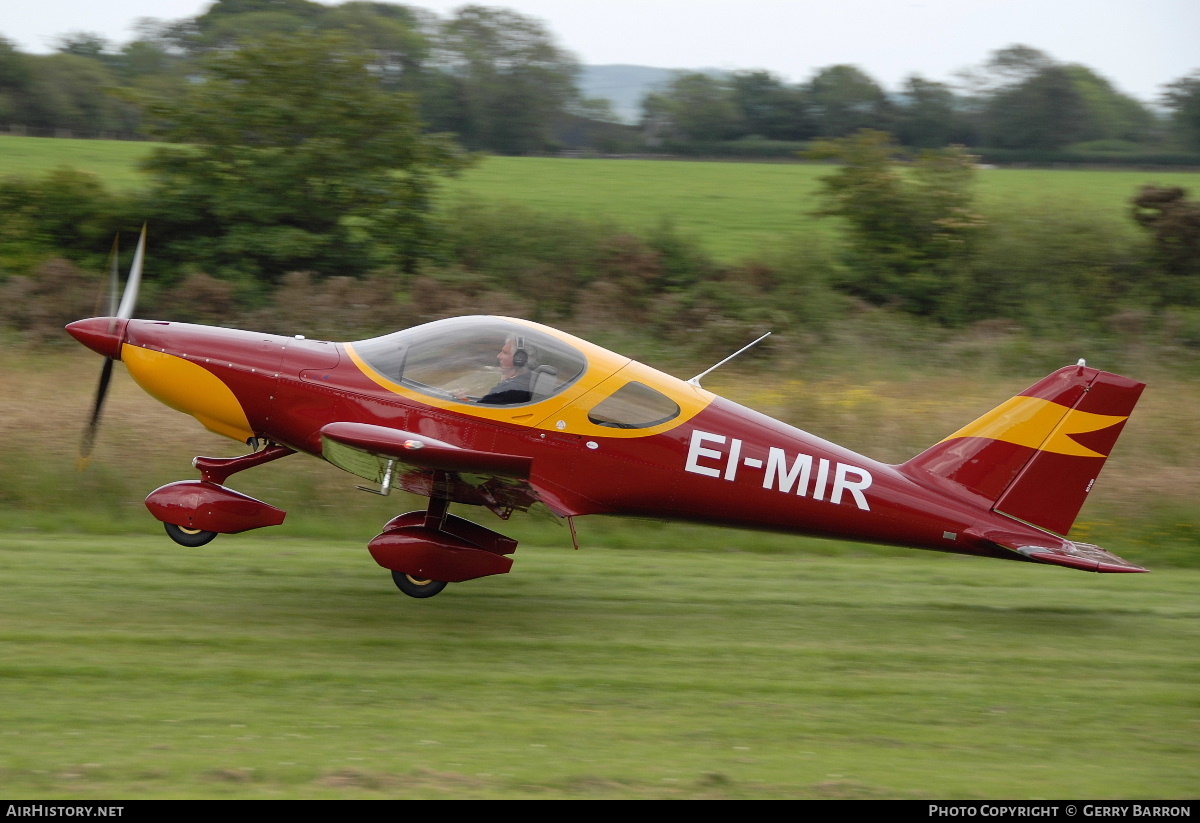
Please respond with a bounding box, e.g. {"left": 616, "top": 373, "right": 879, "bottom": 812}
{"left": 0, "top": 168, "right": 136, "bottom": 277}
{"left": 0, "top": 258, "right": 104, "bottom": 342}
{"left": 808, "top": 130, "right": 986, "bottom": 324}
{"left": 1131, "top": 185, "right": 1200, "bottom": 306}
{"left": 973, "top": 202, "right": 1145, "bottom": 328}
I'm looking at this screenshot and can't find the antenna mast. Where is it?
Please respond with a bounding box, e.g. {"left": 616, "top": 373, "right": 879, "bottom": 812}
{"left": 687, "top": 332, "right": 771, "bottom": 387}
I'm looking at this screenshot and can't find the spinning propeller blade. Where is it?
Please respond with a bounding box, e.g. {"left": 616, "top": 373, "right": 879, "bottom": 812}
{"left": 116, "top": 225, "right": 145, "bottom": 320}
{"left": 80, "top": 358, "right": 115, "bottom": 466}
{"left": 79, "top": 225, "right": 146, "bottom": 466}
{"left": 108, "top": 235, "right": 119, "bottom": 317}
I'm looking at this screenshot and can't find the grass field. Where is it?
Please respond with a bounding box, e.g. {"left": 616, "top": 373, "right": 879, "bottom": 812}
{"left": 440, "top": 157, "right": 1200, "bottom": 260}
{"left": 0, "top": 135, "right": 164, "bottom": 192}
{"left": 3, "top": 135, "right": 1198, "bottom": 261}
{"left": 1, "top": 532, "right": 1197, "bottom": 799}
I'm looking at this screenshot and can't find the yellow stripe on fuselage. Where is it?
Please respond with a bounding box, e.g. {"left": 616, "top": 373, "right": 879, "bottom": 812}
{"left": 121, "top": 343, "right": 255, "bottom": 443}
{"left": 940, "top": 396, "right": 1126, "bottom": 458}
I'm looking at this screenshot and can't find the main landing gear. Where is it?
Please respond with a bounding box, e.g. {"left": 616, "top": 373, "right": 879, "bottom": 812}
{"left": 367, "top": 492, "right": 519, "bottom": 599}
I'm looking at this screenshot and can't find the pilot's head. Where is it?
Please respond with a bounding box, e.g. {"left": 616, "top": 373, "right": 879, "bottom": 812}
{"left": 499, "top": 335, "right": 538, "bottom": 375}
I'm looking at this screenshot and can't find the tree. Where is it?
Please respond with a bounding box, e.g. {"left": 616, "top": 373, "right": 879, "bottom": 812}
{"left": 0, "top": 36, "right": 33, "bottom": 124}
{"left": 804, "top": 65, "right": 894, "bottom": 138}
{"left": 640, "top": 72, "right": 743, "bottom": 142}
{"left": 962, "top": 45, "right": 1153, "bottom": 151}
{"left": 1162, "top": 71, "right": 1200, "bottom": 153}
{"left": 730, "top": 71, "right": 810, "bottom": 140}
{"left": 430, "top": 5, "right": 579, "bottom": 154}
{"left": 185, "top": 0, "right": 328, "bottom": 51}
{"left": 981, "top": 44, "right": 1055, "bottom": 87}
{"left": 319, "top": 2, "right": 433, "bottom": 94}
{"left": 24, "top": 53, "right": 137, "bottom": 134}
{"left": 1063, "top": 65, "right": 1154, "bottom": 144}
{"left": 0, "top": 167, "right": 135, "bottom": 277}
{"left": 809, "top": 130, "right": 986, "bottom": 322}
{"left": 139, "top": 31, "right": 469, "bottom": 287}
{"left": 53, "top": 32, "right": 115, "bottom": 62}
{"left": 982, "top": 64, "right": 1090, "bottom": 149}
{"left": 895, "top": 75, "right": 971, "bottom": 148}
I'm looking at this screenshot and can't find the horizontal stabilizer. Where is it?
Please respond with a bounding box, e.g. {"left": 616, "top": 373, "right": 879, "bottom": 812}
{"left": 969, "top": 524, "right": 1147, "bottom": 573}
{"left": 1015, "top": 542, "right": 1148, "bottom": 574}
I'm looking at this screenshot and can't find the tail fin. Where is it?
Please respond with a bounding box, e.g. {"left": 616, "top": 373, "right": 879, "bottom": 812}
{"left": 901, "top": 363, "right": 1144, "bottom": 536}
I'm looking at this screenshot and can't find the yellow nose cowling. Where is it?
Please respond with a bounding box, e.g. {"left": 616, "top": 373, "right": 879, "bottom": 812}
{"left": 121, "top": 344, "right": 255, "bottom": 443}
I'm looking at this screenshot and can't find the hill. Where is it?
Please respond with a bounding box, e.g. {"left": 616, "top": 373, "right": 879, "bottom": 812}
{"left": 578, "top": 64, "right": 730, "bottom": 124}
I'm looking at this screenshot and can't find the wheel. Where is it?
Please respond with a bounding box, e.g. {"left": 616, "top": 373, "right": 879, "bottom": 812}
{"left": 391, "top": 570, "right": 448, "bottom": 599}
{"left": 164, "top": 522, "right": 218, "bottom": 547}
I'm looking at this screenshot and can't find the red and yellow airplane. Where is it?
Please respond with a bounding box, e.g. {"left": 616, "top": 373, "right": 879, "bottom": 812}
{"left": 67, "top": 231, "right": 1148, "bottom": 598}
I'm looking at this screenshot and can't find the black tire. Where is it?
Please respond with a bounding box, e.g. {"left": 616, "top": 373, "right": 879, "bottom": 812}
{"left": 164, "top": 522, "right": 218, "bottom": 547}
{"left": 391, "top": 570, "right": 448, "bottom": 599}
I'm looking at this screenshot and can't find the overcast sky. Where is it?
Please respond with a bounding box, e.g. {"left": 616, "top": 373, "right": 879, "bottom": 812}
{"left": 3, "top": 0, "right": 1196, "bottom": 102}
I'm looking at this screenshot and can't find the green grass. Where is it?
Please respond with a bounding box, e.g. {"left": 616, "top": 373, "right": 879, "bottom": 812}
{"left": 3, "top": 136, "right": 1197, "bottom": 261}
{"left": 442, "top": 158, "right": 1200, "bottom": 260}
{"left": 0, "top": 135, "right": 166, "bottom": 192}
{"left": 444, "top": 157, "right": 835, "bottom": 260}
{"left": 0, "top": 530, "right": 1196, "bottom": 799}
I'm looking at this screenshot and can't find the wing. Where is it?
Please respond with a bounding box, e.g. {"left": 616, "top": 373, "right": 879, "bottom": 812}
{"left": 319, "top": 422, "right": 539, "bottom": 514}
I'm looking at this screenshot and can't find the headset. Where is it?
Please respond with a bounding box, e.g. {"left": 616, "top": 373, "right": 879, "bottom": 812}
{"left": 512, "top": 335, "right": 528, "bottom": 369}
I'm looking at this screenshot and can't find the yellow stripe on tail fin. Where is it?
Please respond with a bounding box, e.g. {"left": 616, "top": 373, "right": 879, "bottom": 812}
{"left": 901, "top": 364, "right": 1144, "bottom": 535}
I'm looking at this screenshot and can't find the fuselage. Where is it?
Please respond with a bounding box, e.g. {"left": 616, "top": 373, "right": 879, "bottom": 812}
{"left": 69, "top": 315, "right": 1068, "bottom": 565}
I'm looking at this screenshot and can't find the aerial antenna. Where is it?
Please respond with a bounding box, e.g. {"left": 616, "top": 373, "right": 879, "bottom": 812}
{"left": 687, "top": 332, "right": 771, "bottom": 387}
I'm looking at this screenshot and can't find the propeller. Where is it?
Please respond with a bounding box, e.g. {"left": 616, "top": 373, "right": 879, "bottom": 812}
{"left": 79, "top": 225, "right": 146, "bottom": 467}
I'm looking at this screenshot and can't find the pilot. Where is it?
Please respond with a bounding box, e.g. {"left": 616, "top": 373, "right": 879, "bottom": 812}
{"left": 476, "top": 336, "right": 538, "bottom": 405}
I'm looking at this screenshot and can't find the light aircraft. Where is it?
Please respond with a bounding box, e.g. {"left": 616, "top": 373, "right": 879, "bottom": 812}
{"left": 67, "top": 229, "right": 1148, "bottom": 598}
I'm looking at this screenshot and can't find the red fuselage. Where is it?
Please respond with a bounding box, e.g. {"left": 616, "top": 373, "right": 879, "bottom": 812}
{"left": 68, "top": 312, "right": 1148, "bottom": 582}
{"left": 71, "top": 317, "right": 1057, "bottom": 567}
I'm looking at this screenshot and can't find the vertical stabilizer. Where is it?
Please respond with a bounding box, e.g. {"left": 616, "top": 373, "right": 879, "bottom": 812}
{"left": 900, "top": 365, "right": 1144, "bottom": 535}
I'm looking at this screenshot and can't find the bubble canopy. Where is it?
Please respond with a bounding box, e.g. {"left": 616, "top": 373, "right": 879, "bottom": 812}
{"left": 349, "top": 317, "right": 588, "bottom": 407}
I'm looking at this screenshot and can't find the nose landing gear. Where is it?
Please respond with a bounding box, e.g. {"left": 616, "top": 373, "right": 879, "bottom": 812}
{"left": 164, "top": 522, "right": 219, "bottom": 547}
{"left": 146, "top": 444, "right": 295, "bottom": 543}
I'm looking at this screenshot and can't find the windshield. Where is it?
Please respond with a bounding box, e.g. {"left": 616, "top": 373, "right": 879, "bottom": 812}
{"left": 352, "top": 317, "right": 588, "bottom": 407}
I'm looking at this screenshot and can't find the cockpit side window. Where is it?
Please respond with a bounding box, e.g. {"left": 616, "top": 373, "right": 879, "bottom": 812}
{"left": 587, "top": 381, "right": 681, "bottom": 429}
{"left": 353, "top": 318, "right": 586, "bottom": 406}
